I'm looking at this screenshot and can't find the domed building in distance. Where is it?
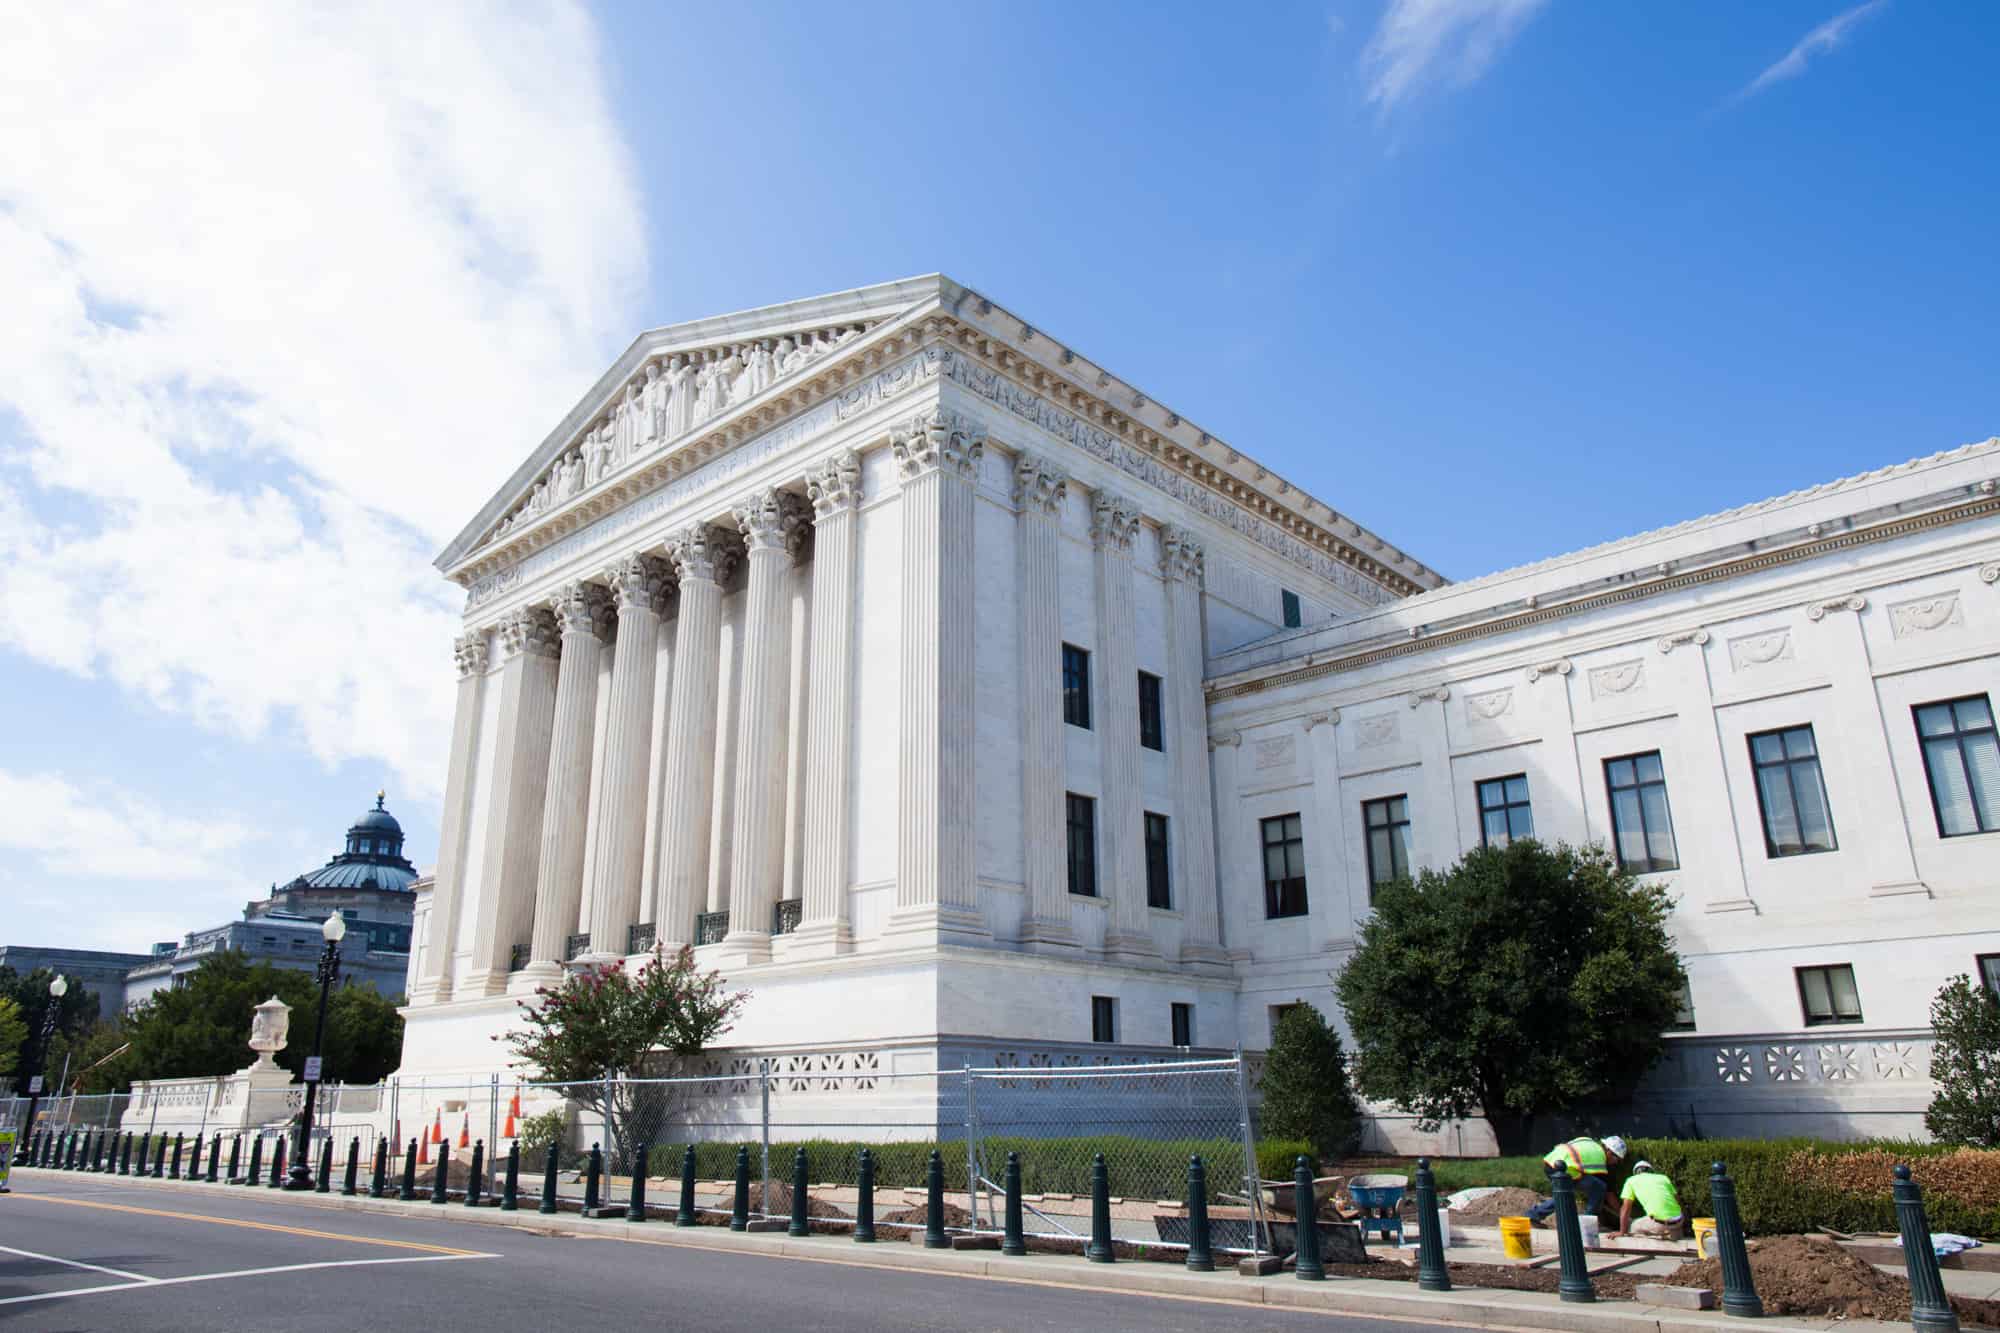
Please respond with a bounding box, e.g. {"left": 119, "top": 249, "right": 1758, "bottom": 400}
{"left": 121, "top": 793, "right": 421, "bottom": 1008}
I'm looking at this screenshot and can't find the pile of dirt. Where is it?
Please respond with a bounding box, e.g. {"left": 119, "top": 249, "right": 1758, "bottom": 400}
{"left": 1667, "top": 1235, "right": 2000, "bottom": 1327}
{"left": 742, "top": 1181, "right": 848, "bottom": 1218}
{"left": 1451, "top": 1187, "right": 1547, "bottom": 1224}
{"left": 1318, "top": 1257, "right": 1644, "bottom": 1299}
{"left": 876, "top": 1200, "right": 976, "bottom": 1234}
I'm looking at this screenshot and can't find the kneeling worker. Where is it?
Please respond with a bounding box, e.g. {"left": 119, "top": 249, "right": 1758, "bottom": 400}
{"left": 1528, "top": 1134, "right": 1626, "bottom": 1227}
{"left": 1611, "top": 1160, "right": 1684, "bottom": 1240}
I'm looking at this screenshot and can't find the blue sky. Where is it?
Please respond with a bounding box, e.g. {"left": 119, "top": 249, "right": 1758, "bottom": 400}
{"left": 2, "top": 0, "right": 1993, "bottom": 953}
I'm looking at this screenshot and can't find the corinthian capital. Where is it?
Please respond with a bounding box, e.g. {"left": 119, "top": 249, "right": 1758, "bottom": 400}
{"left": 891, "top": 407, "right": 985, "bottom": 481}
{"left": 806, "top": 450, "right": 862, "bottom": 517}
{"left": 496, "top": 606, "right": 561, "bottom": 660}
{"left": 1090, "top": 491, "right": 1141, "bottom": 553}
{"left": 453, "top": 632, "right": 489, "bottom": 678}
{"left": 551, "top": 582, "right": 613, "bottom": 640}
{"left": 666, "top": 524, "right": 737, "bottom": 585}
{"left": 1158, "top": 524, "right": 1204, "bottom": 584}
{"left": 603, "top": 553, "right": 671, "bottom": 614}
{"left": 1012, "top": 452, "right": 1068, "bottom": 516}
{"left": 732, "top": 487, "right": 808, "bottom": 555}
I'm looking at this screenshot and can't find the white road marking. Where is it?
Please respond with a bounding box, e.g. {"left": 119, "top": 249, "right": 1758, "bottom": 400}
{"left": 0, "top": 1252, "right": 490, "bottom": 1307}
{"left": 0, "top": 1243, "right": 156, "bottom": 1283}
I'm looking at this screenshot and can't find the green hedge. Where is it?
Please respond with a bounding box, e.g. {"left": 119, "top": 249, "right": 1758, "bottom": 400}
{"left": 643, "top": 1136, "right": 1311, "bottom": 1201}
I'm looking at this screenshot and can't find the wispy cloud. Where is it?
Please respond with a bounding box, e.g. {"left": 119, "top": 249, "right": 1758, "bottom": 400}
{"left": 1734, "top": 0, "right": 1889, "bottom": 103}
{"left": 1362, "top": 0, "right": 1550, "bottom": 116}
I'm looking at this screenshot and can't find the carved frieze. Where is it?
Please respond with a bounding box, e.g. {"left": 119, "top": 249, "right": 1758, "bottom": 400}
{"left": 1887, "top": 591, "right": 1962, "bottom": 639}
{"left": 1465, "top": 687, "right": 1513, "bottom": 721}
{"left": 1588, "top": 660, "right": 1645, "bottom": 698}
{"left": 1727, "top": 630, "right": 1792, "bottom": 671}
{"left": 1355, "top": 714, "right": 1399, "bottom": 750}
{"left": 1253, "top": 735, "right": 1297, "bottom": 771}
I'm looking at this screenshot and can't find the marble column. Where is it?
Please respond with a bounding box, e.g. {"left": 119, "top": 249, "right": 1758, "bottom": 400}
{"left": 1658, "top": 633, "right": 1758, "bottom": 915}
{"left": 1092, "top": 491, "right": 1153, "bottom": 959}
{"left": 1809, "top": 597, "right": 1929, "bottom": 899}
{"left": 524, "top": 582, "right": 611, "bottom": 981}
{"left": 793, "top": 450, "right": 862, "bottom": 957}
{"left": 719, "top": 487, "right": 805, "bottom": 963}
{"left": 1014, "top": 452, "right": 1075, "bottom": 949}
{"left": 652, "top": 524, "right": 732, "bottom": 947}
{"left": 464, "top": 606, "right": 561, "bottom": 996}
{"left": 414, "top": 633, "right": 489, "bottom": 1004}
{"left": 887, "top": 408, "right": 987, "bottom": 942}
{"left": 584, "top": 554, "right": 670, "bottom": 960}
{"left": 1161, "top": 527, "right": 1226, "bottom": 965}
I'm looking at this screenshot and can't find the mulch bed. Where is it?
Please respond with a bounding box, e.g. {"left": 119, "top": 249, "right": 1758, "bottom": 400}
{"left": 1669, "top": 1234, "right": 2000, "bottom": 1328}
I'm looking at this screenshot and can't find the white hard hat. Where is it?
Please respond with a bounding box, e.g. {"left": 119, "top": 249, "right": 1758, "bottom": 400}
{"left": 1632, "top": 1160, "right": 1653, "bottom": 1174}
{"left": 1602, "top": 1135, "right": 1628, "bottom": 1157}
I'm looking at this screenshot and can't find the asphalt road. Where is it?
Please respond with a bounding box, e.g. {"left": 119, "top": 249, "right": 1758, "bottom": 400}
{"left": 0, "top": 1171, "right": 1462, "bottom": 1332}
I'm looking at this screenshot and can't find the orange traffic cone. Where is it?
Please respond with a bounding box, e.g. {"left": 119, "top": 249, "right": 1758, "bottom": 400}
{"left": 430, "top": 1110, "right": 443, "bottom": 1145}
{"left": 503, "top": 1086, "right": 520, "bottom": 1138}
{"left": 418, "top": 1135, "right": 430, "bottom": 1166}
{"left": 503, "top": 1108, "right": 517, "bottom": 1139}
{"left": 458, "top": 1114, "right": 469, "bottom": 1149}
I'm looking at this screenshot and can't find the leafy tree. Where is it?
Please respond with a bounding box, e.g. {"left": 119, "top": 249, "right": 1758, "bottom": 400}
{"left": 41, "top": 1022, "right": 135, "bottom": 1095}
{"left": 501, "top": 945, "right": 746, "bottom": 1169}
{"left": 1258, "top": 1002, "right": 1363, "bottom": 1162}
{"left": 0, "top": 966, "right": 100, "bottom": 1080}
{"left": 0, "top": 997, "right": 25, "bottom": 1082}
{"left": 1334, "top": 839, "right": 1684, "bottom": 1156}
{"left": 1925, "top": 974, "right": 2000, "bottom": 1147}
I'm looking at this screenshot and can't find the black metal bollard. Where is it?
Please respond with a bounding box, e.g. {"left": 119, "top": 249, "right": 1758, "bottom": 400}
{"left": 370, "top": 1138, "right": 387, "bottom": 1198}
{"left": 582, "top": 1142, "right": 602, "bottom": 1212}
{"left": 79, "top": 1130, "right": 95, "bottom": 1172}
{"left": 924, "top": 1150, "right": 947, "bottom": 1249}
{"left": 788, "top": 1147, "right": 809, "bottom": 1237}
{"left": 1087, "top": 1153, "right": 1114, "bottom": 1264}
{"left": 1185, "top": 1155, "right": 1213, "bottom": 1273}
{"left": 466, "top": 1141, "right": 485, "bottom": 1208}
{"left": 170, "top": 1134, "right": 184, "bottom": 1179}
{"left": 155, "top": 1134, "right": 168, "bottom": 1178}
{"left": 1003, "top": 1151, "right": 1026, "bottom": 1257}
{"left": 399, "top": 1138, "right": 418, "bottom": 1202}
{"left": 122, "top": 1132, "right": 136, "bottom": 1176}
{"left": 267, "top": 1137, "right": 284, "bottom": 1187}
{"left": 853, "top": 1148, "right": 875, "bottom": 1243}
{"left": 233, "top": 1134, "right": 250, "bottom": 1184}
{"left": 625, "top": 1141, "right": 647, "bottom": 1221}
{"left": 676, "top": 1146, "right": 697, "bottom": 1228}
{"left": 1709, "top": 1161, "right": 1763, "bottom": 1318}
{"left": 1893, "top": 1164, "right": 1959, "bottom": 1333}
{"left": 342, "top": 1137, "right": 359, "bottom": 1196}
{"left": 316, "top": 1137, "right": 333, "bottom": 1193}
{"left": 1293, "top": 1156, "right": 1324, "bottom": 1281}
{"left": 72, "top": 1133, "right": 85, "bottom": 1171}
{"left": 136, "top": 1134, "right": 151, "bottom": 1178}
{"left": 1549, "top": 1164, "right": 1594, "bottom": 1303}
{"left": 431, "top": 1141, "right": 449, "bottom": 1203}
{"left": 500, "top": 1141, "right": 520, "bottom": 1212}
{"left": 186, "top": 1132, "right": 200, "bottom": 1180}
{"left": 227, "top": 1135, "right": 241, "bottom": 1184}
{"left": 730, "top": 1146, "right": 750, "bottom": 1232}
{"left": 1415, "top": 1157, "right": 1451, "bottom": 1292}
{"left": 88, "top": 1129, "right": 104, "bottom": 1172}
{"left": 538, "top": 1143, "right": 558, "bottom": 1214}
{"left": 209, "top": 1134, "right": 223, "bottom": 1182}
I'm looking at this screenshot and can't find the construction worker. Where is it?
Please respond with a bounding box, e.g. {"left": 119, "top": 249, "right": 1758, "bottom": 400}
{"left": 1527, "top": 1134, "right": 1626, "bottom": 1226}
{"left": 1609, "top": 1160, "right": 1684, "bottom": 1240}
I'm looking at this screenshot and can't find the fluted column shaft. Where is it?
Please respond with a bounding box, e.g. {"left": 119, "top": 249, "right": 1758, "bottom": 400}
{"left": 796, "top": 452, "right": 861, "bottom": 953}
{"left": 466, "top": 608, "right": 562, "bottom": 994}
{"left": 1093, "top": 493, "right": 1152, "bottom": 957}
{"left": 527, "top": 585, "right": 610, "bottom": 972}
{"left": 723, "top": 489, "right": 804, "bottom": 959}
{"left": 889, "top": 411, "right": 985, "bottom": 936}
{"left": 653, "top": 526, "right": 730, "bottom": 945}
{"left": 416, "top": 634, "right": 489, "bottom": 1002}
{"left": 585, "top": 556, "right": 668, "bottom": 957}
{"left": 1014, "top": 454, "right": 1074, "bottom": 947}
{"left": 1163, "top": 528, "right": 1224, "bottom": 963}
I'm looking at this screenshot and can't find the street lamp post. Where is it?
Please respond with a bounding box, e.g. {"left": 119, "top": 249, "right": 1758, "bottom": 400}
{"left": 17, "top": 975, "right": 68, "bottom": 1143}
{"left": 283, "top": 915, "right": 345, "bottom": 1190}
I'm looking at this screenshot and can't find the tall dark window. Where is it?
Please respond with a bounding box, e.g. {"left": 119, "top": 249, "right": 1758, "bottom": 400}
{"left": 1796, "top": 964, "right": 1863, "bottom": 1026}
{"left": 1066, "top": 793, "right": 1098, "bottom": 897}
{"left": 1170, "top": 1002, "right": 1194, "bottom": 1048}
{"left": 1476, "top": 776, "right": 1534, "bottom": 848}
{"left": 1980, "top": 954, "right": 2000, "bottom": 1002}
{"left": 1605, "top": 751, "right": 1679, "bottom": 872}
{"left": 1363, "top": 795, "right": 1411, "bottom": 897}
{"left": 1669, "top": 980, "right": 1696, "bottom": 1032}
{"left": 1061, "top": 643, "right": 1091, "bottom": 729}
{"left": 1137, "top": 671, "right": 1165, "bottom": 751}
{"left": 1144, "top": 812, "right": 1172, "bottom": 910}
{"left": 1091, "top": 995, "right": 1117, "bottom": 1043}
{"left": 1260, "top": 813, "right": 1308, "bottom": 918}
{"left": 1915, "top": 695, "right": 1999, "bottom": 837}
{"left": 1749, "top": 725, "right": 1837, "bottom": 856}
{"left": 1280, "top": 589, "right": 1302, "bottom": 628}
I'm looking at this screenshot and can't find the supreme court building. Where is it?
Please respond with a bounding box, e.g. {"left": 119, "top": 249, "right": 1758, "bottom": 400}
{"left": 405, "top": 275, "right": 2000, "bottom": 1141}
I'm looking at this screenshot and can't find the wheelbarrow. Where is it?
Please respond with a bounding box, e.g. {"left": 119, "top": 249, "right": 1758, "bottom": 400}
{"left": 1347, "top": 1173, "right": 1409, "bottom": 1246}
{"left": 1252, "top": 1175, "right": 1345, "bottom": 1218}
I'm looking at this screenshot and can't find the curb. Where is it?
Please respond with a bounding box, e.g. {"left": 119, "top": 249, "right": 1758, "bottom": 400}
{"left": 7, "top": 1168, "right": 1882, "bottom": 1333}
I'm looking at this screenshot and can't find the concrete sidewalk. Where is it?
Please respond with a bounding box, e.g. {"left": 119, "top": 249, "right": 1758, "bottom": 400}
{"left": 3, "top": 1166, "right": 1924, "bottom": 1333}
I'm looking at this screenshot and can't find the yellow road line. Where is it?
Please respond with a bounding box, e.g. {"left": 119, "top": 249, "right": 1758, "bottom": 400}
{"left": 12, "top": 1194, "right": 483, "bottom": 1256}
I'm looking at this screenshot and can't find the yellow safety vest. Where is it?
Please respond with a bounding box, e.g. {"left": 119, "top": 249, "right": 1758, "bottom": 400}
{"left": 1542, "top": 1137, "right": 1609, "bottom": 1179}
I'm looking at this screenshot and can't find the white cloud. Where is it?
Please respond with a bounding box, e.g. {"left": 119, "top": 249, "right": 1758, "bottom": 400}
{"left": 0, "top": 769, "right": 251, "bottom": 882}
{"left": 0, "top": 2, "right": 646, "bottom": 802}
{"left": 1735, "top": 1, "right": 1888, "bottom": 102}
{"left": 1362, "top": 0, "right": 1549, "bottom": 116}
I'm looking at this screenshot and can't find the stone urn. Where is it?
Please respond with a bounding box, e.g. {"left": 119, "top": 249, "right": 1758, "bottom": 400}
{"left": 248, "top": 995, "right": 292, "bottom": 1072}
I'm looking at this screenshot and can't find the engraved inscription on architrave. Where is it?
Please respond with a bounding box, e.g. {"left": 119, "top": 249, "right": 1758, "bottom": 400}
{"left": 1888, "top": 591, "right": 1963, "bottom": 639}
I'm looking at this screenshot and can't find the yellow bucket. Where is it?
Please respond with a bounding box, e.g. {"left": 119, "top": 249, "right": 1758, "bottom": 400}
{"left": 1692, "top": 1218, "right": 1717, "bottom": 1256}
{"left": 1499, "top": 1216, "right": 1534, "bottom": 1260}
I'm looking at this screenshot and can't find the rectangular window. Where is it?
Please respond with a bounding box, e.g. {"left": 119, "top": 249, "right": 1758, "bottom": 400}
{"left": 1363, "top": 795, "right": 1412, "bottom": 896}
{"left": 1062, "top": 643, "right": 1092, "bottom": 729}
{"left": 1476, "top": 775, "right": 1534, "bottom": 848}
{"left": 1749, "top": 725, "right": 1837, "bottom": 856}
{"left": 1670, "top": 979, "right": 1697, "bottom": 1032}
{"left": 1260, "top": 814, "right": 1309, "bottom": 918}
{"left": 1066, "top": 793, "right": 1098, "bottom": 898}
{"left": 1091, "top": 995, "right": 1117, "bottom": 1044}
{"left": 1281, "top": 589, "right": 1302, "bottom": 629}
{"left": 1979, "top": 954, "right": 2000, "bottom": 1002}
{"left": 1171, "top": 1002, "right": 1194, "bottom": 1048}
{"left": 1915, "top": 695, "right": 1999, "bottom": 837}
{"left": 1605, "top": 751, "right": 1679, "bottom": 873}
{"left": 1137, "top": 671, "right": 1165, "bottom": 751}
{"left": 1797, "top": 964, "right": 1863, "bottom": 1026}
{"left": 1144, "top": 812, "right": 1172, "bottom": 910}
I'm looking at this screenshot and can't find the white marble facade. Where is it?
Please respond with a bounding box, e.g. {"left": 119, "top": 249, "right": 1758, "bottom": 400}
{"left": 405, "top": 274, "right": 1999, "bottom": 1141}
